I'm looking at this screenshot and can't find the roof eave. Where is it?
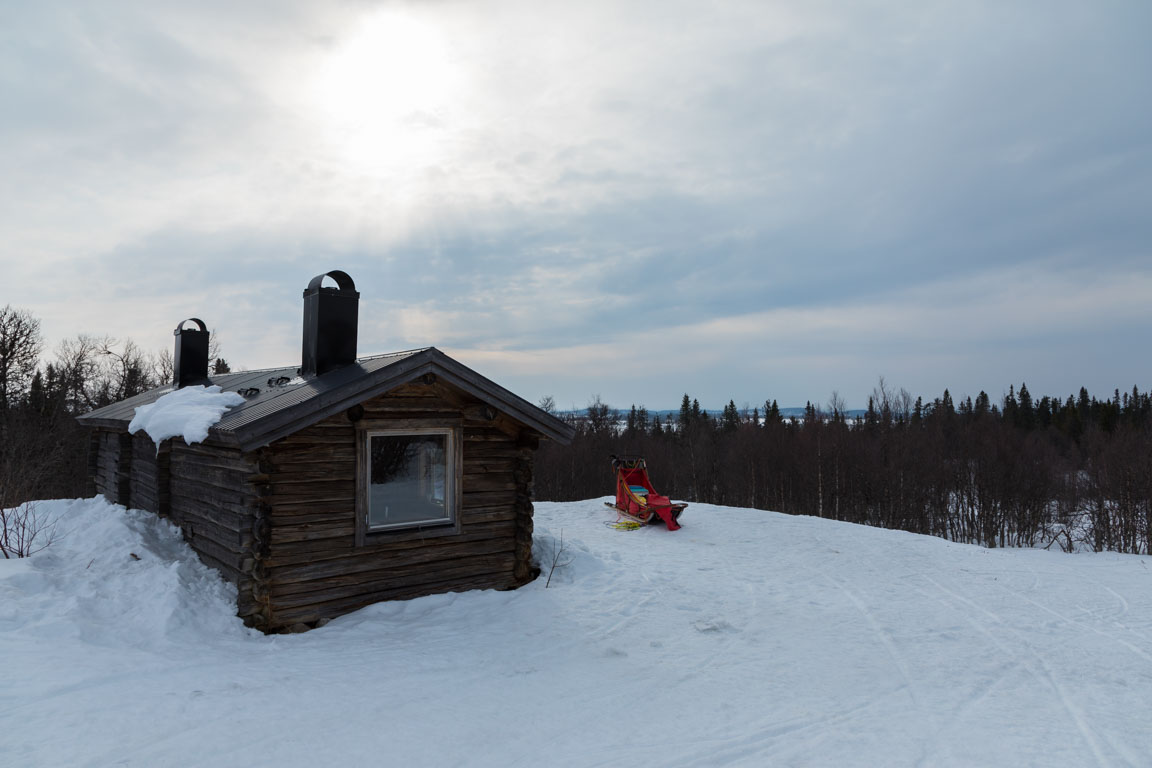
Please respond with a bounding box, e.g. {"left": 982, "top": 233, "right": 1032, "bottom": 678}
{"left": 425, "top": 349, "right": 575, "bottom": 445}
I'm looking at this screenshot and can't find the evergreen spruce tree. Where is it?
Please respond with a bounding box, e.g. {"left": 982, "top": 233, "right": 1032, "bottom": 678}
{"left": 1002, "top": 385, "right": 1018, "bottom": 426}
{"left": 722, "top": 400, "right": 739, "bottom": 432}
{"left": 678, "top": 394, "right": 692, "bottom": 432}
{"left": 1037, "top": 396, "right": 1053, "bottom": 428}
{"left": 1017, "top": 383, "right": 1035, "bottom": 430}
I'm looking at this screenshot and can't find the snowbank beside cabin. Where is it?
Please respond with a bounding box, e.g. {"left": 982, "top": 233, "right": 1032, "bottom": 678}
{"left": 3, "top": 496, "right": 1152, "bottom": 767}
{"left": 128, "top": 384, "right": 244, "bottom": 445}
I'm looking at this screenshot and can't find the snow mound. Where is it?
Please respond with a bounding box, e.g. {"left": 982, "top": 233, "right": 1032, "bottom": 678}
{"left": 128, "top": 384, "right": 244, "bottom": 445}
{"left": 0, "top": 497, "right": 251, "bottom": 648}
{"left": 4, "top": 497, "right": 1152, "bottom": 767}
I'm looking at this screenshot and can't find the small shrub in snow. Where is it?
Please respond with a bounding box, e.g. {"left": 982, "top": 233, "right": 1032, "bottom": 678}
{"left": 542, "top": 529, "right": 572, "bottom": 588}
{"left": 0, "top": 500, "right": 58, "bottom": 558}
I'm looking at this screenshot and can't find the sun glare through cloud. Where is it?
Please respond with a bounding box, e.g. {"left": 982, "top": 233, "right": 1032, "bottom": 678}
{"left": 3, "top": 0, "right": 1151, "bottom": 409}
{"left": 310, "top": 10, "right": 463, "bottom": 179}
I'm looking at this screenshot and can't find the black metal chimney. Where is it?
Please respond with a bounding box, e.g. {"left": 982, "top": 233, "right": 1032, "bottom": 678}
{"left": 173, "top": 318, "right": 210, "bottom": 388}
{"left": 302, "top": 270, "right": 359, "bottom": 377}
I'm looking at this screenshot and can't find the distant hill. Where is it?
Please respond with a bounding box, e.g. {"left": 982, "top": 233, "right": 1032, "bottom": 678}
{"left": 559, "top": 407, "right": 869, "bottom": 420}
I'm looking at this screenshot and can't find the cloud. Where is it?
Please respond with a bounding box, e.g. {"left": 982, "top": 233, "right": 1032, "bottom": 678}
{"left": 2, "top": 0, "right": 1150, "bottom": 409}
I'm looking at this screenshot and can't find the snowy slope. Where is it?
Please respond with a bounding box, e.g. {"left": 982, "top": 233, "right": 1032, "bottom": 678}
{"left": 2, "top": 497, "right": 1151, "bottom": 768}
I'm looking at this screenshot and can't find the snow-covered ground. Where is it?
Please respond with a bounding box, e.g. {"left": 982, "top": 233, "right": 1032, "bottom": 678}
{"left": 3, "top": 497, "right": 1152, "bottom": 767}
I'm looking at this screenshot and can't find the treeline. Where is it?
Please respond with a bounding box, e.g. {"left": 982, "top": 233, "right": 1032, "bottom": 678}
{"left": 536, "top": 383, "right": 1152, "bottom": 555}
{"left": 0, "top": 305, "right": 228, "bottom": 507}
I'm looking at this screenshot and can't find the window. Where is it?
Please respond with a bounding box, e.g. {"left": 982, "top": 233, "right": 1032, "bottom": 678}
{"left": 364, "top": 427, "right": 458, "bottom": 531}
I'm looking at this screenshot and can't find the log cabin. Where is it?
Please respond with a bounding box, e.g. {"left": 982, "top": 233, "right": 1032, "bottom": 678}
{"left": 78, "top": 271, "right": 574, "bottom": 632}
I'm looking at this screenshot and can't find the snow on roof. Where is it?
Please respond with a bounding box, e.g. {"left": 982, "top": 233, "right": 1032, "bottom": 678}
{"left": 128, "top": 385, "right": 245, "bottom": 446}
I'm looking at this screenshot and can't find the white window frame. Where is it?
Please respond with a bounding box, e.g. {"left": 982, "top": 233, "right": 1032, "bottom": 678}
{"left": 360, "top": 425, "right": 461, "bottom": 535}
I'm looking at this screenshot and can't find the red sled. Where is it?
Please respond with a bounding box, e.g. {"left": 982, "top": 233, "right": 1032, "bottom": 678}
{"left": 606, "top": 455, "right": 687, "bottom": 530}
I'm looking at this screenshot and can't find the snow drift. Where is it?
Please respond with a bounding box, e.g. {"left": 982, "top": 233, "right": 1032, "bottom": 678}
{"left": 2, "top": 496, "right": 1151, "bottom": 767}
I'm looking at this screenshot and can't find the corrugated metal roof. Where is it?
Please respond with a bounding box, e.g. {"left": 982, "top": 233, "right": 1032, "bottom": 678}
{"left": 78, "top": 347, "right": 575, "bottom": 449}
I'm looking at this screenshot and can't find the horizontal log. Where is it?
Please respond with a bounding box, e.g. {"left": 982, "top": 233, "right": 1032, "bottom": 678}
{"left": 268, "top": 536, "right": 357, "bottom": 558}
{"left": 267, "top": 499, "right": 355, "bottom": 516}
{"left": 360, "top": 401, "right": 461, "bottom": 414}
{"left": 269, "top": 509, "right": 354, "bottom": 527}
{"left": 266, "top": 490, "right": 354, "bottom": 506}
{"left": 463, "top": 490, "right": 517, "bottom": 507}
{"left": 270, "top": 553, "right": 516, "bottom": 604}
{"left": 270, "top": 440, "right": 356, "bottom": 455}
{"left": 170, "top": 444, "right": 252, "bottom": 469}
{"left": 461, "top": 506, "right": 517, "bottom": 524}
{"left": 261, "top": 450, "right": 520, "bottom": 481}
{"left": 131, "top": 496, "right": 159, "bottom": 514}
{"left": 462, "top": 476, "right": 516, "bottom": 493}
{"left": 236, "top": 589, "right": 267, "bottom": 618}
{"left": 272, "top": 433, "right": 353, "bottom": 446}
{"left": 271, "top": 478, "right": 356, "bottom": 495}
{"left": 267, "top": 521, "right": 518, "bottom": 569}
{"left": 268, "top": 571, "right": 520, "bottom": 627}
{"left": 464, "top": 435, "right": 518, "bottom": 448}
{"left": 130, "top": 480, "right": 159, "bottom": 498}
{"left": 169, "top": 477, "right": 252, "bottom": 515}
{"left": 168, "top": 497, "right": 252, "bottom": 534}
{"left": 463, "top": 447, "right": 523, "bottom": 461}
{"left": 174, "top": 511, "right": 252, "bottom": 551}
{"left": 270, "top": 521, "right": 356, "bottom": 544}
{"left": 280, "top": 420, "right": 357, "bottom": 430}
{"left": 462, "top": 493, "right": 517, "bottom": 510}
{"left": 169, "top": 462, "right": 251, "bottom": 490}
{"left": 268, "top": 468, "right": 354, "bottom": 483}
{"left": 186, "top": 535, "right": 247, "bottom": 579}
{"left": 269, "top": 534, "right": 516, "bottom": 584}
{"left": 462, "top": 458, "right": 516, "bottom": 473}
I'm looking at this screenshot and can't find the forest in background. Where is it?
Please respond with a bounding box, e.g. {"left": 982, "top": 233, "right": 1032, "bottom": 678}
{"left": 0, "top": 305, "right": 228, "bottom": 509}
{"left": 536, "top": 383, "right": 1152, "bottom": 555}
{"left": 3, "top": 303, "right": 1150, "bottom": 556}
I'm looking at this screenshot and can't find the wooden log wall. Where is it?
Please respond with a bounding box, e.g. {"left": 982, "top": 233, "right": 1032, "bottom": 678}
{"left": 257, "top": 381, "right": 539, "bottom": 630}
{"left": 128, "top": 433, "right": 169, "bottom": 516}
{"left": 166, "top": 442, "right": 264, "bottom": 622}
{"left": 85, "top": 430, "right": 99, "bottom": 498}
{"left": 116, "top": 433, "right": 133, "bottom": 507}
{"left": 92, "top": 429, "right": 122, "bottom": 503}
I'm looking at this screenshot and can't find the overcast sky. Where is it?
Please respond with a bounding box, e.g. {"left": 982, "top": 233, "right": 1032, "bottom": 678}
{"left": 2, "top": 0, "right": 1150, "bottom": 411}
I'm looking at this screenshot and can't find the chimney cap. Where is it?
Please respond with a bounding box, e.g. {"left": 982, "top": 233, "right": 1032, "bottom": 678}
{"left": 174, "top": 317, "right": 208, "bottom": 336}
{"left": 305, "top": 270, "right": 358, "bottom": 295}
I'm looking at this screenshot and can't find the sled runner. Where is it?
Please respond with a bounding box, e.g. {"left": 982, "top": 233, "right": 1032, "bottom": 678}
{"left": 605, "top": 455, "right": 687, "bottom": 530}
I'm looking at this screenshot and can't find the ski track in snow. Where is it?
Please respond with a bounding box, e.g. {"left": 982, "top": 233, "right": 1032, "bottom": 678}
{"left": 2, "top": 497, "right": 1152, "bottom": 767}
